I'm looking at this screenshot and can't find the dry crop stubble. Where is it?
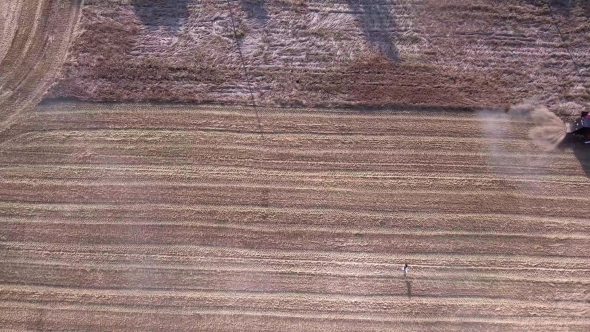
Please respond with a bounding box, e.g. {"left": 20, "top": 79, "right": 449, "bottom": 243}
{"left": 1, "top": 0, "right": 590, "bottom": 330}
{"left": 0, "top": 103, "right": 589, "bottom": 330}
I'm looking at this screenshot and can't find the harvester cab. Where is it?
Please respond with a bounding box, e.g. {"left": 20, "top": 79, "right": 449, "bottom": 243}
{"left": 565, "top": 111, "right": 590, "bottom": 144}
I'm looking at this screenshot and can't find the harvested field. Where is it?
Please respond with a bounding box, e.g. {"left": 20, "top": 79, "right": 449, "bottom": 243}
{"left": 1, "top": 0, "right": 590, "bottom": 330}
{"left": 45, "top": 0, "right": 590, "bottom": 109}
{"left": 0, "top": 102, "right": 589, "bottom": 331}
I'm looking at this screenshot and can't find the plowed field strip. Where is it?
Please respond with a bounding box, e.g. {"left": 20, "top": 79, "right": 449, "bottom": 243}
{"left": 0, "top": 0, "right": 22, "bottom": 62}
{"left": 3, "top": 218, "right": 589, "bottom": 240}
{"left": 2, "top": 267, "right": 588, "bottom": 303}
{"left": 32, "top": 103, "right": 495, "bottom": 120}
{"left": 0, "top": 128, "right": 550, "bottom": 151}
{"left": 2, "top": 301, "right": 589, "bottom": 326}
{"left": 0, "top": 103, "right": 532, "bottom": 144}
{"left": 1, "top": 258, "right": 588, "bottom": 285}
{"left": 1, "top": 201, "right": 586, "bottom": 221}
{"left": 1, "top": 177, "right": 589, "bottom": 199}
{"left": 4, "top": 145, "right": 559, "bottom": 160}
{"left": 3, "top": 207, "right": 589, "bottom": 238}
{"left": 3, "top": 223, "right": 590, "bottom": 263}
{"left": 3, "top": 240, "right": 590, "bottom": 273}
{"left": 0, "top": 114, "right": 579, "bottom": 176}
{"left": 2, "top": 223, "right": 587, "bottom": 257}
{"left": 1, "top": 175, "right": 587, "bottom": 198}
{"left": 0, "top": 153, "right": 582, "bottom": 176}
{"left": 3, "top": 241, "right": 590, "bottom": 264}
{"left": 1, "top": 309, "right": 583, "bottom": 332}
{"left": 1, "top": 285, "right": 588, "bottom": 319}
{"left": 1, "top": 146, "right": 575, "bottom": 166}
{"left": 1, "top": 166, "right": 588, "bottom": 196}
{"left": 1, "top": 130, "right": 536, "bottom": 153}
{"left": 1, "top": 260, "right": 587, "bottom": 285}
{"left": 4, "top": 241, "right": 590, "bottom": 285}
{"left": 7, "top": 129, "right": 532, "bottom": 146}
{"left": 0, "top": 164, "right": 586, "bottom": 182}
{"left": 0, "top": 183, "right": 587, "bottom": 219}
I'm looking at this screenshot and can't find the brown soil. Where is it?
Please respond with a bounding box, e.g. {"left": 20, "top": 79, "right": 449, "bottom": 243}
{"left": 0, "top": 102, "right": 589, "bottom": 331}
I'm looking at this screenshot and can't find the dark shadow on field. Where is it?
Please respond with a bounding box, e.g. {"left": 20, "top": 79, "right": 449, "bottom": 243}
{"left": 571, "top": 140, "right": 590, "bottom": 178}
{"left": 347, "top": 0, "right": 399, "bottom": 61}
{"left": 132, "top": 0, "right": 192, "bottom": 32}
{"left": 573, "top": 143, "right": 590, "bottom": 178}
{"left": 405, "top": 280, "right": 412, "bottom": 299}
{"left": 550, "top": 0, "right": 590, "bottom": 11}
{"left": 525, "top": 0, "right": 590, "bottom": 15}
{"left": 559, "top": 135, "right": 590, "bottom": 178}
{"left": 31, "top": 308, "right": 46, "bottom": 331}
{"left": 241, "top": 0, "right": 269, "bottom": 25}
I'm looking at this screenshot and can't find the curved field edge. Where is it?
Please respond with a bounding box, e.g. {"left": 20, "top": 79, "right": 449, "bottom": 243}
{"left": 0, "top": 0, "right": 83, "bottom": 135}
{"left": 0, "top": 0, "right": 22, "bottom": 63}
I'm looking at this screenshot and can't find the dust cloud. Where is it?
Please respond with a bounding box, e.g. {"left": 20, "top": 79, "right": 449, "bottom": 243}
{"left": 496, "top": 102, "right": 567, "bottom": 151}
{"left": 527, "top": 104, "right": 566, "bottom": 151}
{"left": 476, "top": 101, "right": 566, "bottom": 183}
